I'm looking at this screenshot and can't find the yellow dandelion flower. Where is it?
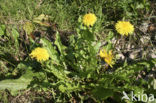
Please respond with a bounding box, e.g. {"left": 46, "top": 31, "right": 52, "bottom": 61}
{"left": 99, "top": 49, "right": 114, "bottom": 67}
{"left": 115, "top": 21, "right": 134, "bottom": 36}
{"left": 30, "top": 47, "right": 49, "bottom": 62}
{"left": 104, "top": 50, "right": 114, "bottom": 67}
{"left": 83, "top": 13, "right": 97, "bottom": 27}
{"left": 99, "top": 49, "right": 108, "bottom": 58}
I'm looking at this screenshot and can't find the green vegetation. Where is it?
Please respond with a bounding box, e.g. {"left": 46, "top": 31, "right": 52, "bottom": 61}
{"left": 0, "top": 0, "right": 156, "bottom": 102}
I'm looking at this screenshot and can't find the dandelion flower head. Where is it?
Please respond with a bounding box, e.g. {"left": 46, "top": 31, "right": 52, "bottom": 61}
{"left": 30, "top": 47, "right": 49, "bottom": 62}
{"left": 115, "top": 21, "right": 134, "bottom": 36}
{"left": 83, "top": 13, "right": 97, "bottom": 27}
{"left": 99, "top": 49, "right": 114, "bottom": 67}
{"left": 100, "top": 49, "right": 108, "bottom": 58}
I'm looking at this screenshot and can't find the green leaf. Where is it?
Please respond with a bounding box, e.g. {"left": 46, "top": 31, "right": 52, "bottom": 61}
{"left": 94, "top": 42, "right": 101, "bottom": 54}
{"left": 151, "top": 79, "right": 156, "bottom": 90}
{"left": 0, "top": 25, "right": 6, "bottom": 36}
{"left": 40, "top": 38, "right": 60, "bottom": 64}
{"left": 48, "top": 65, "right": 68, "bottom": 80}
{"left": 0, "top": 28, "right": 4, "bottom": 36}
{"left": 103, "top": 43, "right": 113, "bottom": 51}
{"left": 1, "top": 25, "right": 6, "bottom": 31}
{"left": 58, "top": 81, "right": 80, "bottom": 93}
{"left": 11, "top": 28, "right": 19, "bottom": 39}
{"left": 58, "top": 84, "right": 66, "bottom": 93}
{"left": 11, "top": 28, "right": 19, "bottom": 47}
{"left": 54, "top": 31, "right": 66, "bottom": 55}
{"left": 106, "top": 31, "right": 114, "bottom": 41}
{"left": 0, "top": 65, "right": 33, "bottom": 95}
{"left": 82, "top": 29, "right": 95, "bottom": 41}
{"left": 92, "top": 87, "right": 114, "bottom": 100}
{"left": 151, "top": 58, "right": 156, "bottom": 64}
{"left": 136, "top": 3, "right": 144, "bottom": 9}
